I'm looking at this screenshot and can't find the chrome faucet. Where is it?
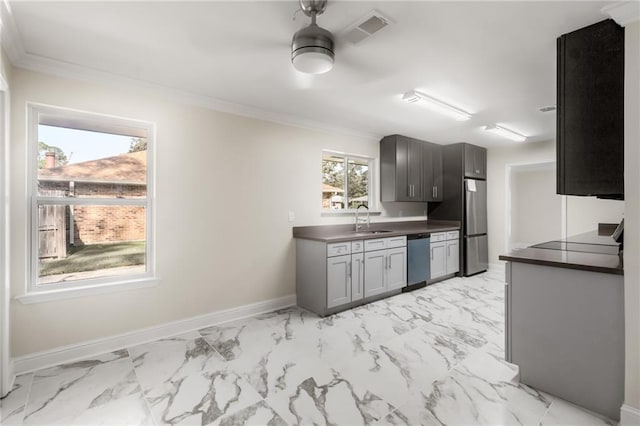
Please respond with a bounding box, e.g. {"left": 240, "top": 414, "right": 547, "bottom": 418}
{"left": 355, "top": 205, "right": 370, "bottom": 231}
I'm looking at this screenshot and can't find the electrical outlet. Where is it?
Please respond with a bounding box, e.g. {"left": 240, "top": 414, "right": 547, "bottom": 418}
{"left": 288, "top": 211, "right": 295, "bottom": 222}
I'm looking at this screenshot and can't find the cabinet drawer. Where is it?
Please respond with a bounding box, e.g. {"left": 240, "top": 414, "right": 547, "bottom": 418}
{"left": 447, "top": 231, "right": 459, "bottom": 240}
{"left": 431, "top": 232, "right": 446, "bottom": 242}
{"left": 351, "top": 240, "right": 364, "bottom": 253}
{"left": 387, "top": 236, "right": 407, "bottom": 248}
{"left": 364, "top": 238, "right": 387, "bottom": 252}
{"left": 327, "top": 242, "right": 351, "bottom": 257}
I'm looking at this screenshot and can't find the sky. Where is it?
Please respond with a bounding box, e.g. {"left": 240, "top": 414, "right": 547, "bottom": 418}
{"left": 38, "top": 125, "right": 133, "bottom": 164}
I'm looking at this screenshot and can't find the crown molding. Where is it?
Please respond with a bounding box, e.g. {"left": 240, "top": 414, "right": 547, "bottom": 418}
{"left": 602, "top": 1, "right": 640, "bottom": 26}
{"left": 0, "top": 1, "right": 379, "bottom": 142}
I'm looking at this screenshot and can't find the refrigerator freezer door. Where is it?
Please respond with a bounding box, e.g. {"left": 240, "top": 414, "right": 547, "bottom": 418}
{"left": 465, "top": 234, "right": 488, "bottom": 276}
{"left": 465, "top": 179, "right": 487, "bottom": 236}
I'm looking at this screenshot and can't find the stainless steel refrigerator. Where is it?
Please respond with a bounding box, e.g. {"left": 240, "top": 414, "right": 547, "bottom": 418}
{"left": 428, "top": 143, "right": 488, "bottom": 277}
{"left": 464, "top": 178, "right": 488, "bottom": 275}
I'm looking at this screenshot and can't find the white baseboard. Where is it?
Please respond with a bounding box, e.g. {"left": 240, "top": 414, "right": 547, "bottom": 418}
{"left": 12, "top": 294, "right": 296, "bottom": 375}
{"left": 621, "top": 404, "right": 640, "bottom": 425}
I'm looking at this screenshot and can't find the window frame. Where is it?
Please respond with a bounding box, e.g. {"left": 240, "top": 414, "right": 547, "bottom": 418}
{"left": 25, "top": 103, "right": 156, "bottom": 297}
{"left": 321, "top": 150, "right": 376, "bottom": 213}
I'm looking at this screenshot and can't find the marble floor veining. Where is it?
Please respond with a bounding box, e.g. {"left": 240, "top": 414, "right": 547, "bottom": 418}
{"left": 1, "top": 272, "right": 617, "bottom": 425}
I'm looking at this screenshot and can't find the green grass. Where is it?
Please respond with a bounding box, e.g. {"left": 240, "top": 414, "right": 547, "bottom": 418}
{"left": 39, "top": 241, "right": 145, "bottom": 277}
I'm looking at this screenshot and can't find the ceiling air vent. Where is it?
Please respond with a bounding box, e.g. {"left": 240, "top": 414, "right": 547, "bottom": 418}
{"left": 538, "top": 105, "right": 557, "bottom": 113}
{"left": 343, "top": 10, "right": 393, "bottom": 45}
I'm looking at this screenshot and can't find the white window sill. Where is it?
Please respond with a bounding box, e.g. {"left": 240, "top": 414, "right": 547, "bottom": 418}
{"left": 16, "top": 277, "right": 159, "bottom": 304}
{"left": 321, "top": 211, "right": 382, "bottom": 217}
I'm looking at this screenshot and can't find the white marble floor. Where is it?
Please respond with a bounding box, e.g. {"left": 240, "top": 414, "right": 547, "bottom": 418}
{"left": 1, "top": 272, "right": 617, "bottom": 425}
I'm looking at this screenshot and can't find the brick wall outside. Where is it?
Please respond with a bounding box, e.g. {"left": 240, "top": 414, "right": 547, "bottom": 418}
{"left": 39, "top": 180, "right": 146, "bottom": 246}
{"left": 72, "top": 205, "right": 145, "bottom": 245}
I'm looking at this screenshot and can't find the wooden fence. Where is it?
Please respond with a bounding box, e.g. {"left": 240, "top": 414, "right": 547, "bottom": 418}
{"left": 38, "top": 190, "right": 66, "bottom": 259}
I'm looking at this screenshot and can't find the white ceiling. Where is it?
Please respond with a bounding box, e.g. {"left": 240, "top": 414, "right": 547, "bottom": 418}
{"left": 3, "top": 1, "right": 616, "bottom": 146}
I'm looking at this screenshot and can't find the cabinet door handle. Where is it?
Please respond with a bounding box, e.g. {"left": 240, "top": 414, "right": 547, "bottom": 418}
{"left": 348, "top": 261, "right": 352, "bottom": 278}
{"left": 435, "top": 186, "right": 437, "bottom": 198}
{"left": 430, "top": 248, "right": 433, "bottom": 260}
{"left": 448, "top": 245, "right": 450, "bottom": 256}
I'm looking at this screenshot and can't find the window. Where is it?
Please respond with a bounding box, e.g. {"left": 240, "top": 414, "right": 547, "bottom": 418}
{"left": 322, "top": 151, "right": 373, "bottom": 211}
{"left": 28, "top": 104, "right": 154, "bottom": 294}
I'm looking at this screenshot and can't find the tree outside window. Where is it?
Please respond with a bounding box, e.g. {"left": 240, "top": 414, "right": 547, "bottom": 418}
{"left": 322, "top": 152, "right": 371, "bottom": 210}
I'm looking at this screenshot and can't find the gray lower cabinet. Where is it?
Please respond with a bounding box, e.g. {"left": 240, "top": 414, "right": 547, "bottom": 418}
{"left": 430, "top": 241, "right": 446, "bottom": 279}
{"left": 505, "top": 261, "right": 624, "bottom": 420}
{"left": 364, "top": 237, "right": 407, "bottom": 297}
{"left": 326, "top": 254, "right": 351, "bottom": 309}
{"left": 364, "top": 250, "right": 386, "bottom": 297}
{"left": 296, "top": 236, "right": 406, "bottom": 316}
{"left": 446, "top": 239, "right": 459, "bottom": 275}
{"left": 351, "top": 253, "right": 364, "bottom": 301}
{"left": 430, "top": 231, "right": 460, "bottom": 280}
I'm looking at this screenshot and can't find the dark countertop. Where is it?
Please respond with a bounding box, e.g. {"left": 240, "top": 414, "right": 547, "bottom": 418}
{"left": 499, "top": 231, "right": 623, "bottom": 275}
{"left": 293, "top": 220, "right": 461, "bottom": 243}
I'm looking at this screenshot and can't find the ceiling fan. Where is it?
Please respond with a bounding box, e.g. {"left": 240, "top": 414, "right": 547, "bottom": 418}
{"left": 291, "top": 0, "right": 335, "bottom": 74}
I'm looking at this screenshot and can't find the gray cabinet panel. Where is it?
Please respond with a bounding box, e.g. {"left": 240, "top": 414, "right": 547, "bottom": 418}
{"left": 387, "top": 247, "right": 407, "bottom": 291}
{"left": 464, "top": 144, "right": 486, "bottom": 179}
{"left": 509, "top": 262, "right": 624, "bottom": 420}
{"left": 327, "top": 254, "right": 351, "bottom": 309}
{"left": 423, "top": 143, "right": 443, "bottom": 201}
{"left": 352, "top": 253, "right": 364, "bottom": 301}
{"left": 446, "top": 239, "right": 459, "bottom": 275}
{"left": 364, "top": 251, "right": 387, "bottom": 297}
{"left": 430, "top": 241, "right": 446, "bottom": 279}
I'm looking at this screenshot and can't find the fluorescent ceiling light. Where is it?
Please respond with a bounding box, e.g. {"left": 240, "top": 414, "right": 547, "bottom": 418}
{"left": 485, "top": 124, "right": 527, "bottom": 142}
{"left": 402, "top": 90, "right": 472, "bottom": 121}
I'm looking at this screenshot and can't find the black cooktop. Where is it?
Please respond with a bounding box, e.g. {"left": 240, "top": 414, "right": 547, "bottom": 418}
{"left": 531, "top": 241, "right": 619, "bottom": 255}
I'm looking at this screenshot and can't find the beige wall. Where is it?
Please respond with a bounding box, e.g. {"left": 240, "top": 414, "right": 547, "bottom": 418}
{"left": 565, "top": 197, "right": 624, "bottom": 236}
{"left": 623, "top": 20, "right": 640, "bottom": 416}
{"left": 510, "top": 167, "right": 562, "bottom": 248}
{"left": 8, "top": 67, "right": 428, "bottom": 357}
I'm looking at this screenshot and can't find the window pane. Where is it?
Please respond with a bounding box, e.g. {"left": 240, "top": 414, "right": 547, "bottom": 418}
{"left": 322, "top": 154, "right": 345, "bottom": 210}
{"left": 37, "top": 125, "right": 147, "bottom": 199}
{"left": 37, "top": 204, "right": 147, "bottom": 285}
{"left": 347, "top": 158, "right": 369, "bottom": 209}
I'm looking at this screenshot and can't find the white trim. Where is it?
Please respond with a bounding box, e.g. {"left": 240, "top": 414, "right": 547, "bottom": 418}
{"left": 26, "top": 103, "right": 156, "bottom": 295}
{"left": 12, "top": 294, "right": 296, "bottom": 375}
{"left": 602, "top": 2, "right": 640, "bottom": 26}
{"left": 0, "top": 72, "right": 12, "bottom": 396}
{"left": 620, "top": 404, "right": 640, "bottom": 426}
{"left": 15, "top": 277, "right": 159, "bottom": 304}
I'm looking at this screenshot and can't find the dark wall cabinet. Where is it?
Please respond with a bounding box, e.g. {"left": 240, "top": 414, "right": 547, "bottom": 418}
{"left": 424, "top": 143, "right": 443, "bottom": 201}
{"left": 463, "top": 144, "right": 486, "bottom": 179}
{"left": 557, "top": 19, "right": 624, "bottom": 199}
{"left": 380, "top": 135, "right": 442, "bottom": 202}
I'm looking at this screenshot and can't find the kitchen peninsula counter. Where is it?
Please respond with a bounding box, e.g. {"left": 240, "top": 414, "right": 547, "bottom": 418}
{"left": 500, "top": 230, "right": 624, "bottom": 420}
{"left": 499, "top": 230, "right": 622, "bottom": 275}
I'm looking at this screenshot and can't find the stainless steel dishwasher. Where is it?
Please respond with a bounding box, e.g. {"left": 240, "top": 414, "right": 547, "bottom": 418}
{"left": 405, "top": 233, "right": 430, "bottom": 292}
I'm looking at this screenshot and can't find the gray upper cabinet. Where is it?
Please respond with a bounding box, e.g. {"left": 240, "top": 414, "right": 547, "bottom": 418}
{"left": 423, "top": 143, "right": 443, "bottom": 202}
{"left": 381, "top": 135, "right": 423, "bottom": 202}
{"left": 381, "top": 134, "right": 443, "bottom": 202}
{"left": 464, "top": 144, "right": 486, "bottom": 179}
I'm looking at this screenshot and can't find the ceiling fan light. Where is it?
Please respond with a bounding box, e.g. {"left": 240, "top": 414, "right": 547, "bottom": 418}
{"left": 292, "top": 47, "right": 334, "bottom": 74}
